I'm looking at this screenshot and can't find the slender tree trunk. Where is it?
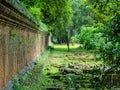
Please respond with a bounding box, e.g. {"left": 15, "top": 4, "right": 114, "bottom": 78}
{"left": 66, "top": 31, "right": 70, "bottom": 51}
{"left": 57, "top": 37, "right": 62, "bottom": 44}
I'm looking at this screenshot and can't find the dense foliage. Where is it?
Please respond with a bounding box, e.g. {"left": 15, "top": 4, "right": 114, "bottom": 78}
{"left": 71, "top": 0, "right": 120, "bottom": 65}
{"left": 20, "top": 1, "right": 72, "bottom": 36}
{"left": 17, "top": 0, "right": 120, "bottom": 89}
{"left": 73, "top": 25, "right": 105, "bottom": 50}
{"left": 20, "top": 0, "right": 120, "bottom": 64}
{"left": 20, "top": 0, "right": 73, "bottom": 51}
{"left": 71, "top": 0, "right": 94, "bottom": 32}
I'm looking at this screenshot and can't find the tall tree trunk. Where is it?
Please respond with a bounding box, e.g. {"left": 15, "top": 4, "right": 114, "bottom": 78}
{"left": 66, "top": 31, "right": 70, "bottom": 51}
{"left": 57, "top": 37, "right": 62, "bottom": 44}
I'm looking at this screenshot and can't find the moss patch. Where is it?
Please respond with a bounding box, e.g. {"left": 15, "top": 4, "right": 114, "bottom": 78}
{"left": 13, "top": 44, "right": 105, "bottom": 90}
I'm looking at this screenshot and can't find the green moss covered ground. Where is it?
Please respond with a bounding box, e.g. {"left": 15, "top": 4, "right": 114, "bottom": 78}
{"left": 12, "top": 44, "right": 105, "bottom": 90}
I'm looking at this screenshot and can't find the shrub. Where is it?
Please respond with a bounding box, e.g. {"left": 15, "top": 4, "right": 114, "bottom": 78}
{"left": 73, "top": 25, "right": 105, "bottom": 50}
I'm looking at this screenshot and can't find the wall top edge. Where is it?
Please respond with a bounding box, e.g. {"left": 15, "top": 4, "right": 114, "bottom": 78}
{"left": 3, "top": 0, "right": 38, "bottom": 25}
{"left": 0, "top": 0, "right": 48, "bottom": 33}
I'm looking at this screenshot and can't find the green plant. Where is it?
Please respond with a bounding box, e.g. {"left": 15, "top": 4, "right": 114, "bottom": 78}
{"left": 12, "top": 77, "right": 21, "bottom": 90}
{"left": 100, "top": 41, "right": 120, "bottom": 65}
{"left": 73, "top": 25, "right": 105, "bottom": 50}
{"left": 9, "top": 30, "right": 17, "bottom": 37}
{"left": 67, "top": 76, "right": 74, "bottom": 88}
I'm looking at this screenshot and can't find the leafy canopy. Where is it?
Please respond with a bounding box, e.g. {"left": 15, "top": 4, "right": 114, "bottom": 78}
{"left": 20, "top": 0, "right": 73, "bottom": 34}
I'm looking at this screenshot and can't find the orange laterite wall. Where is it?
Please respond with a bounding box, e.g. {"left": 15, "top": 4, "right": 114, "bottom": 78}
{"left": 0, "top": 22, "right": 48, "bottom": 89}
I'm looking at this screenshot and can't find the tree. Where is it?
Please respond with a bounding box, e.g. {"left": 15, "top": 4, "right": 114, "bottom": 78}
{"left": 72, "top": 0, "right": 120, "bottom": 65}
{"left": 70, "top": 0, "right": 94, "bottom": 35}
{"left": 20, "top": 0, "right": 73, "bottom": 51}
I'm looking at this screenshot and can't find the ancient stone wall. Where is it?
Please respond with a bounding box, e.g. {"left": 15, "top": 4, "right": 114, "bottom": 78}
{"left": 0, "top": 0, "right": 48, "bottom": 89}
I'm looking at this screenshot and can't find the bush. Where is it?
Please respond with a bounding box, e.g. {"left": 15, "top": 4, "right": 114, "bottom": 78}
{"left": 100, "top": 41, "right": 120, "bottom": 65}
{"left": 73, "top": 25, "right": 105, "bottom": 50}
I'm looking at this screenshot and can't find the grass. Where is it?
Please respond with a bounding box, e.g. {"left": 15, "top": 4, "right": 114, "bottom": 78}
{"left": 12, "top": 44, "right": 104, "bottom": 90}
{"left": 12, "top": 51, "right": 53, "bottom": 90}
{"left": 50, "top": 44, "right": 94, "bottom": 55}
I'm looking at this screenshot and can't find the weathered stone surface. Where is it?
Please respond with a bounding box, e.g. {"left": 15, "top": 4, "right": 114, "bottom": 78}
{"left": 68, "top": 63, "right": 75, "bottom": 68}
{"left": 3, "top": 55, "right": 41, "bottom": 90}
{"left": 0, "top": 0, "right": 49, "bottom": 89}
